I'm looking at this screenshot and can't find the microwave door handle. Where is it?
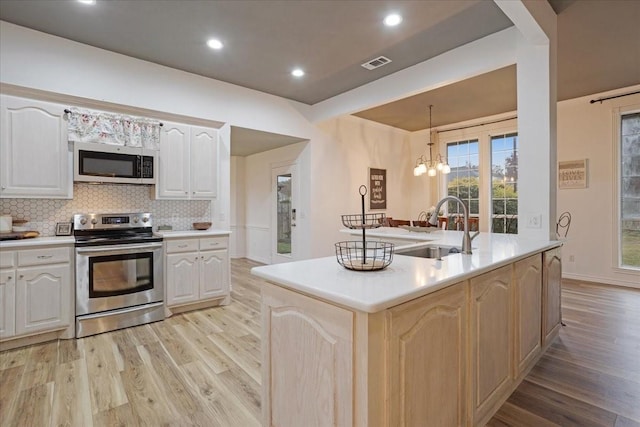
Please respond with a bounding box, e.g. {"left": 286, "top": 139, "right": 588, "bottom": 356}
{"left": 137, "top": 155, "right": 143, "bottom": 178}
{"left": 76, "top": 243, "right": 163, "bottom": 255}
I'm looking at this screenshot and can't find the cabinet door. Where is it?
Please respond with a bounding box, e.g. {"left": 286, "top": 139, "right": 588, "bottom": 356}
{"left": 157, "top": 122, "right": 190, "bottom": 199}
{"left": 514, "top": 254, "right": 542, "bottom": 377}
{"left": 470, "top": 264, "right": 513, "bottom": 425}
{"left": 166, "top": 252, "right": 199, "bottom": 306}
{"left": 190, "top": 126, "right": 218, "bottom": 199}
{"left": 388, "top": 282, "right": 467, "bottom": 427}
{"left": 543, "top": 247, "right": 562, "bottom": 346}
{"left": 1, "top": 95, "right": 71, "bottom": 199}
{"left": 200, "top": 249, "right": 229, "bottom": 300}
{"left": 15, "top": 264, "right": 71, "bottom": 336}
{"left": 0, "top": 270, "right": 16, "bottom": 339}
{"left": 262, "top": 283, "right": 353, "bottom": 427}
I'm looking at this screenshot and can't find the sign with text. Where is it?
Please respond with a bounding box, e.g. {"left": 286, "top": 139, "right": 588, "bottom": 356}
{"left": 369, "top": 168, "right": 387, "bottom": 210}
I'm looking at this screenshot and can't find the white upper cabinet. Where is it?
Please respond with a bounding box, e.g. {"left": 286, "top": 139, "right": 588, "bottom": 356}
{"left": 0, "top": 95, "right": 72, "bottom": 199}
{"left": 157, "top": 122, "right": 190, "bottom": 198}
{"left": 190, "top": 126, "right": 218, "bottom": 199}
{"left": 156, "top": 122, "right": 218, "bottom": 200}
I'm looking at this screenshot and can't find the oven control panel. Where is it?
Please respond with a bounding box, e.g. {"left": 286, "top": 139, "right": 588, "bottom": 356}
{"left": 73, "top": 213, "right": 153, "bottom": 231}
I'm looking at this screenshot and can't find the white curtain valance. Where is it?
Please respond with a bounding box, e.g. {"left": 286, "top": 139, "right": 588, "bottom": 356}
{"left": 67, "top": 108, "right": 161, "bottom": 149}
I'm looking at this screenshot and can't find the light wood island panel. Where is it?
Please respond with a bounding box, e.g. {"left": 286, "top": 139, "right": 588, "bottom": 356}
{"left": 260, "top": 250, "right": 562, "bottom": 427}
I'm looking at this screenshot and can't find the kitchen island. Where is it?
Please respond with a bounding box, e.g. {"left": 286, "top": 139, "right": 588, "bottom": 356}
{"left": 251, "top": 231, "right": 562, "bottom": 427}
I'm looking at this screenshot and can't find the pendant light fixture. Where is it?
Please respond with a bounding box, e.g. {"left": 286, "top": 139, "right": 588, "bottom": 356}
{"left": 413, "top": 105, "right": 450, "bottom": 177}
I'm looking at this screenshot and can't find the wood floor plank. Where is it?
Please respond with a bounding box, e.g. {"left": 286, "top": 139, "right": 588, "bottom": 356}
{"left": 0, "top": 365, "right": 24, "bottom": 424}
{"left": 19, "top": 340, "right": 57, "bottom": 389}
{"left": 506, "top": 380, "right": 617, "bottom": 426}
{"left": 83, "top": 334, "right": 128, "bottom": 413}
{"left": 50, "top": 358, "right": 94, "bottom": 427}
{"left": 207, "top": 331, "right": 261, "bottom": 384}
{"left": 119, "top": 348, "right": 179, "bottom": 426}
{"left": 92, "top": 402, "right": 136, "bottom": 427}
{"left": 493, "top": 401, "right": 561, "bottom": 427}
{"left": 172, "top": 322, "right": 235, "bottom": 375}
{"left": 10, "top": 382, "right": 53, "bottom": 427}
{"left": 140, "top": 340, "right": 203, "bottom": 416}
{"left": 0, "top": 345, "right": 28, "bottom": 370}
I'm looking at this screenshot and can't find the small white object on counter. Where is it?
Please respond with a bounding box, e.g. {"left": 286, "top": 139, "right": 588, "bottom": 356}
{"left": 0, "top": 215, "right": 12, "bottom": 233}
{"left": 252, "top": 231, "right": 561, "bottom": 313}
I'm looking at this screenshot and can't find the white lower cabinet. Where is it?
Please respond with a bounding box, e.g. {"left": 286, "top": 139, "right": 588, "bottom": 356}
{"left": 0, "top": 245, "right": 73, "bottom": 344}
{"left": 165, "top": 235, "right": 230, "bottom": 310}
{"left": 0, "top": 270, "right": 16, "bottom": 338}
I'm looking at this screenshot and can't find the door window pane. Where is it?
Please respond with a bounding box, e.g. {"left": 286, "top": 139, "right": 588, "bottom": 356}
{"left": 621, "top": 112, "right": 640, "bottom": 268}
{"left": 277, "top": 174, "right": 292, "bottom": 255}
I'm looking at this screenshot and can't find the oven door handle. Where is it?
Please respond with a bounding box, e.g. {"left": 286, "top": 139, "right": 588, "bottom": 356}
{"left": 76, "top": 243, "right": 163, "bottom": 255}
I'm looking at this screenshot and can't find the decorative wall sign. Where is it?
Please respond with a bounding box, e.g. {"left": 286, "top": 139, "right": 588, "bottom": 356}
{"left": 369, "top": 168, "right": 387, "bottom": 210}
{"left": 558, "top": 159, "right": 588, "bottom": 189}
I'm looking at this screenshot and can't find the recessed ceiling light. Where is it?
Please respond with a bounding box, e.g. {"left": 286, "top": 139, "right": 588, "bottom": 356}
{"left": 77, "top": 0, "right": 96, "bottom": 4}
{"left": 291, "top": 68, "right": 305, "bottom": 78}
{"left": 206, "top": 39, "right": 224, "bottom": 50}
{"left": 384, "top": 13, "right": 402, "bottom": 27}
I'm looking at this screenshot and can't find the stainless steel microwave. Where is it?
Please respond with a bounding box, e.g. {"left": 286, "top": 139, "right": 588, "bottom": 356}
{"left": 74, "top": 142, "right": 156, "bottom": 184}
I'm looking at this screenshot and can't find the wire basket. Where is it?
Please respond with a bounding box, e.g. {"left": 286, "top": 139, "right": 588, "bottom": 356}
{"left": 335, "top": 241, "right": 394, "bottom": 271}
{"left": 341, "top": 213, "right": 386, "bottom": 229}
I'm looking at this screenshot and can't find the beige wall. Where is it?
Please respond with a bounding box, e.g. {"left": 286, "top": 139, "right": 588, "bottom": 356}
{"left": 556, "top": 85, "right": 640, "bottom": 288}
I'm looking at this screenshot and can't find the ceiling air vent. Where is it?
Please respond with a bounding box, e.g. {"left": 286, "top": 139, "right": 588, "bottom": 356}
{"left": 361, "top": 56, "right": 392, "bottom": 70}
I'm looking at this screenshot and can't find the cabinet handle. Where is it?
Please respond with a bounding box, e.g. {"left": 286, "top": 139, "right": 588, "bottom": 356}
{"left": 178, "top": 244, "right": 188, "bottom": 248}
{"left": 37, "top": 255, "right": 53, "bottom": 259}
{"left": 19, "top": 275, "right": 24, "bottom": 279}
{"left": 6, "top": 276, "right": 11, "bottom": 280}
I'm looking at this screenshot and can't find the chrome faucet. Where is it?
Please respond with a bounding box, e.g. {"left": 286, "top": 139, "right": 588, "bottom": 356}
{"left": 428, "top": 195, "right": 479, "bottom": 254}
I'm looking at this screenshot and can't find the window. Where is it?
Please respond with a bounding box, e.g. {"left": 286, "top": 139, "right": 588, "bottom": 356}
{"left": 445, "top": 139, "right": 479, "bottom": 230}
{"left": 620, "top": 112, "right": 640, "bottom": 269}
{"left": 491, "top": 133, "right": 519, "bottom": 234}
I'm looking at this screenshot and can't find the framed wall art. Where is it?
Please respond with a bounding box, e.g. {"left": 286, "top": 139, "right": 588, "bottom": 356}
{"left": 55, "top": 222, "right": 73, "bottom": 236}
{"left": 369, "top": 168, "right": 387, "bottom": 210}
{"left": 558, "top": 159, "right": 588, "bottom": 189}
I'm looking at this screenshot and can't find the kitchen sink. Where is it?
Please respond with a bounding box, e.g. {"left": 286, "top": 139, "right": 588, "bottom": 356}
{"left": 396, "top": 244, "right": 462, "bottom": 260}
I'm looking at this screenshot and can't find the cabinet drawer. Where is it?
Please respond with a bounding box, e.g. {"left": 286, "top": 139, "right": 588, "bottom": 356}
{"left": 200, "top": 237, "right": 228, "bottom": 251}
{"left": 17, "top": 247, "right": 70, "bottom": 266}
{"left": 166, "top": 239, "right": 199, "bottom": 253}
{"left": 0, "top": 251, "right": 16, "bottom": 269}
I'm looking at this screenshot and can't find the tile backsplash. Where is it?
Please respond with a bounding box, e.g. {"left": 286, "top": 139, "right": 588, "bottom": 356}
{"left": 0, "top": 184, "right": 211, "bottom": 236}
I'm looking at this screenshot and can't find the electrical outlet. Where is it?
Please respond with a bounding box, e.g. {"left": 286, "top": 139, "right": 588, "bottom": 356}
{"left": 526, "top": 213, "right": 542, "bottom": 229}
{"left": 569, "top": 255, "right": 575, "bottom": 262}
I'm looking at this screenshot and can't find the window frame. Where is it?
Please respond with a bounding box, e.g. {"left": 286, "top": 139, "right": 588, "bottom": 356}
{"left": 614, "top": 105, "right": 640, "bottom": 272}
{"left": 436, "top": 118, "right": 518, "bottom": 232}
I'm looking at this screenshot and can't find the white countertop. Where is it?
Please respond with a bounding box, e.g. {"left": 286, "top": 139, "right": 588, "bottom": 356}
{"left": 0, "top": 235, "right": 75, "bottom": 249}
{"left": 340, "top": 226, "right": 442, "bottom": 242}
{"left": 155, "top": 229, "right": 231, "bottom": 239}
{"left": 252, "top": 231, "right": 561, "bottom": 313}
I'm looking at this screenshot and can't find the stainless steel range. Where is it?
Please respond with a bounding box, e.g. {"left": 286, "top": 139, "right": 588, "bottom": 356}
{"left": 74, "top": 212, "right": 164, "bottom": 338}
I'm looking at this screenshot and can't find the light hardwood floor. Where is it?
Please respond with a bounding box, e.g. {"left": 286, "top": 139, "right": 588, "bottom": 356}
{"left": 1, "top": 259, "right": 639, "bottom": 427}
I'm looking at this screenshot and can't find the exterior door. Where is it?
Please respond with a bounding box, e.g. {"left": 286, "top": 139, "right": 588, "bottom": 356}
{"left": 272, "top": 164, "right": 298, "bottom": 264}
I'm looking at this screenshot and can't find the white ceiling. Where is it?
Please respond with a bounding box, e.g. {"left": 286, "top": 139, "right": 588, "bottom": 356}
{"left": 1, "top": 0, "right": 638, "bottom": 152}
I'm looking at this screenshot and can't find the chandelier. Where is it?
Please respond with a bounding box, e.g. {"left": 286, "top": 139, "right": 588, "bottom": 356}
{"left": 413, "top": 105, "right": 450, "bottom": 177}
